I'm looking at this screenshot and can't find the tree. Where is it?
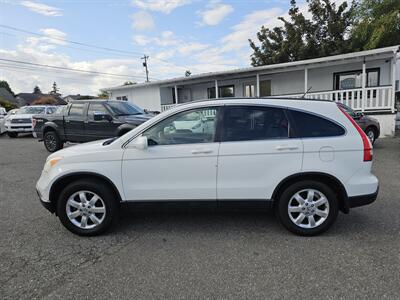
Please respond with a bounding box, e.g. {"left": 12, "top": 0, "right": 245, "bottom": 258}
{"left": 33, "top": 85, "right": 42, "bottom": 94}
{"left": 185, "top": 70, "right": 191, "bottom": 77}
{"left": 249, "top": 0, "right": 355, "bottom": 66}
{"left": 97, "top": 91, "right": 109, "bottom": 99}
{"left": 350, "top": 0, "right": 400, "bottom": 51}
{"left": 50, "top": 82, "right": 60, "bottom": 95}
{"left": 0, "top": 80, "right": 14, "bottom": 96}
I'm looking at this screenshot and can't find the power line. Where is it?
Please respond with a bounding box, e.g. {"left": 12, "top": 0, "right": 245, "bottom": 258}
{"left": 0, "top": 58, "right": 158, "bottom": 80}
{"left": 0, "top": 24, "right": 189, "bottom": 70}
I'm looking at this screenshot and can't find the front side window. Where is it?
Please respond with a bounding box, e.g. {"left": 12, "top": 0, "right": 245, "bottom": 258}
{"left": 143, "top": 107, "right": 218, "bottom": 145}
{"left": 290, "top": 110, "right": 345, "bottom": 138}
{"left": 69, "top": 103, "right": 84, "bottom": 116}
{"left": 222, "top": 106, "right": 289, "bottom": 142}
{"left": 88, "top": 103, "right": 108, "bottom": 118}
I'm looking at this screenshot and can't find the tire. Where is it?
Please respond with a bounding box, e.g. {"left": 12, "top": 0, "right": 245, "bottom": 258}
{"left": 7, "top": 132, "right": 18, "bottom": 138}
{"left": 57, "top": 179, "right": 119, "bottom": 236}
{"left": 44, "top": 131, "right": 63, "bottom": 152}
{"left": 276, "top": 180, "right": 339, "bottom": 236}
{"left": 365, "top": 127, "right": 377, "bottom": 144}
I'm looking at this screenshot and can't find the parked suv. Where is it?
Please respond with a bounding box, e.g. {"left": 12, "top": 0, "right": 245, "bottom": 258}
{"left": 36, "top": 98, "right": 378, "bottom": 236}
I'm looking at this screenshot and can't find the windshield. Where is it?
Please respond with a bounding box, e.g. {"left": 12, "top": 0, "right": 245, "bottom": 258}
{"left": 106, "top": 102, "right": 144, "bottom": 116}
{"left": 18, "top": 106, "right": 46, "bottom": 115}
{"left": 338, "top": 103, "right": 356, "bottom": 117}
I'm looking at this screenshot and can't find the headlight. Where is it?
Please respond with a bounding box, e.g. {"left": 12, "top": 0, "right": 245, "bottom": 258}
{"left": 43, "top": 157, "right": 63, "bottom": 173}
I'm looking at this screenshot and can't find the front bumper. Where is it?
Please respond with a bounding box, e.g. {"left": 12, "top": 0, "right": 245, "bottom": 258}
{"left": 5, "top": 124, "right": 33, "bottom": 132}
{"left": 347, "top": 186, "right": 379, "bottom": 208}
{"left": 36, "top": 188, "right": 55, "bottom": 213}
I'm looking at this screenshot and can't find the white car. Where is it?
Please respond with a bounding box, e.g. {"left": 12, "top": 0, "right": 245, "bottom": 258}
{"left": 0, "top": 106, "right": 7, "bottom": 134}
{"left": 5, "top": 105, "right": 59, "bottom": 138}
{"left": 36, "top": 98, "right": 379, "bottom": 236}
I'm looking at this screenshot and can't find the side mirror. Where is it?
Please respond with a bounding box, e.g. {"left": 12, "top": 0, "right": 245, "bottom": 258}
{"left": 354, "top": 112, "right": 364, "bottom": 119}
{"left": 128, "top": 135, "right": 148, "bottom": 150}
{"left": 93, "top": 112, "right": 112, "bottom": 121}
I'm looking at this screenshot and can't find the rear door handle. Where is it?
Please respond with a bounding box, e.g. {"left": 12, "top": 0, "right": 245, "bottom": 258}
{"left": 191, "top": 149, "right": 213, "bottom": 154}
{"left": 276, "top": 145, "right": 299, "bottom": 151}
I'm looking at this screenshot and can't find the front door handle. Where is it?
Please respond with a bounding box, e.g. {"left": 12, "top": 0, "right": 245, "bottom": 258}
{"left": 276, "top": 145, "right": 299, "bottom": 151}
{"left": 191, "top": 149, "right": 213, "bottom": 155}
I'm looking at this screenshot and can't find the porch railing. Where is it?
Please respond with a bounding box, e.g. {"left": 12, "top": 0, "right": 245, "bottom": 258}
{"left": 275, "top": 86, "right": 394, "bottom": 112}
{"left": 161, "top": 86, "right": 394, "bottom": 112}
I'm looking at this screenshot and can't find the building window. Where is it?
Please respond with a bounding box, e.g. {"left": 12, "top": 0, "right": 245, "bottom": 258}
{"left": 207, "top": 85, "right": 235, "bottom": 99}
{"left": 334, "top": 68, "right": 380, "bottom": 90}
{"left": 116, "top": 96, "right": 128, "bottom": 101}
{"left": 244, "top": 84, "right": 255, "bottom": 97}
{"left": 260, "top": 80, "right": 271, "bottom": 96}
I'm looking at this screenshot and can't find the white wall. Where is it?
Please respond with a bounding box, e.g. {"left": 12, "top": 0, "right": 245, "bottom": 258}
{"left": 369, "top": 113, "right": 397, "bottom": 137}
{"left": 110, "top": 85, "right": 162, "bottom": 111}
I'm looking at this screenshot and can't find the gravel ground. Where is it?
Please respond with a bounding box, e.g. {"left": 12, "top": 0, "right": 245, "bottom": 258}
{"left": 0, "top": 134, "right": 399, "bottom": 299}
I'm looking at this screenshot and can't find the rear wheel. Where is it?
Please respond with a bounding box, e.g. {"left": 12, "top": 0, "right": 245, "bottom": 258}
{"left": 57, "top": 179, "right": 119, "bottom": 236}
{"left": 365, "top": 127, "right": 377, "bottom": 144}
{"left": 44, "top": 131, "right": 63, "bottom": 152}
{"left": 276, "top": 180, "right": 338, "bottom": 236}
{"left": 7, "top": 132, "right": 18, "bottom": 138}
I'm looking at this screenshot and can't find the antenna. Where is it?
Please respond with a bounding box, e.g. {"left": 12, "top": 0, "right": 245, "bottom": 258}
{"left": 302, "top": 87, "right": 312, "bottom": 98}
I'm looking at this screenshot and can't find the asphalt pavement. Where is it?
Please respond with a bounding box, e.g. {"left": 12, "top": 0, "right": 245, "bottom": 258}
{"left": 0, "top": 134, "right": 399, "bottom": 299}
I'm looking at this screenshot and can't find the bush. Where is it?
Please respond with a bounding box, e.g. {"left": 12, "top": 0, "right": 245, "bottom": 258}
{"left": 0, "top": 97, "right": 18, "bottom": 111}
{"left": 31, "top": 96, "right": 57, "bottom": 105}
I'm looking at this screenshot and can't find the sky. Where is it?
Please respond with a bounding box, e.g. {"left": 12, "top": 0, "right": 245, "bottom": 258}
{"left": 0, "top": 0, "right": 322, "bottom": 95}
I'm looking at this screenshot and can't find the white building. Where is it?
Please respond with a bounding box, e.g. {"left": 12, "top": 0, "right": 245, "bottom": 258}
{"left": 102, "top": 46, "right": 400, "bottom": 136}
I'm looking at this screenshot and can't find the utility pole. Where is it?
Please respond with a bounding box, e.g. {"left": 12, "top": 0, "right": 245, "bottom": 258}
{"left": 141, "top": 55, "right": 149, "bottom": 82}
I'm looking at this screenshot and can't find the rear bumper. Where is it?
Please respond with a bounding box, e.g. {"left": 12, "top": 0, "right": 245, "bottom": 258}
{"left": 347, "top": 186, "right": 379, "bottom": 208}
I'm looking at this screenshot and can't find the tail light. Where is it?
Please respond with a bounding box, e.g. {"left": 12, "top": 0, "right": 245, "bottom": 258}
{"left": 338, "top": 106, "right": 372, "bottom": 161}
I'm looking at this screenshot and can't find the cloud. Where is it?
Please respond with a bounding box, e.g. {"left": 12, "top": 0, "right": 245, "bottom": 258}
{"left": 131, "top": 11, "right": 155, "bottom": 31}
{"left": 221, "top": 8, "right": 283, "bottom": 53}
{"left": 20, "top": 1, "right": 63, "bottom": 17}
{"left": 131, "top": 0, "right": 191, "bottom": 14}
{"left": 198, "top": 1, "right": 233, "bottom": 26}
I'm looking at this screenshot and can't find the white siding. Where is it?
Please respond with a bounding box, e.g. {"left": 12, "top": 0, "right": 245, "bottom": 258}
{"left": 110, "top": 85, "right": 161, "bottom": 111}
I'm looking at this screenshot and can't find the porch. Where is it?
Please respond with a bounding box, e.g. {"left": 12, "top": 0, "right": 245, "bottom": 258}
{"left": 160, "top": 48, "right": 397, "bottom": 114}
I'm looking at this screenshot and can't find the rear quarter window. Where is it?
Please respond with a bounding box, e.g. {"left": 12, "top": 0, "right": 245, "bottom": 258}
{"left": 290, "top": 110, "right": 345, "bottom": 138}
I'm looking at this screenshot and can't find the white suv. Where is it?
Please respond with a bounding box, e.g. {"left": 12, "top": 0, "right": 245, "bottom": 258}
{"left": 36, "top": 98, "right": 378, "bottom": 236}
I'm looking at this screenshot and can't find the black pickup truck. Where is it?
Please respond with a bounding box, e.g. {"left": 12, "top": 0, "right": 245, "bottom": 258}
{"left": 33, "top": 100, "right": 153, "bottom": 152}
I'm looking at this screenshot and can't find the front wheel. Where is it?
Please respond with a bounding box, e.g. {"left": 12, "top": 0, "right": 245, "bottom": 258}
{"left": 7, "top": 132, "right": 18, "bottom": 138}
{"left": 57, "top": 179, "right": 119, "bottom": 236}
{"left": 44, "top": 131, "right": 63, "bottom": 152}
{"left": 276, "top": 181, "right": 338, "bottom": 236}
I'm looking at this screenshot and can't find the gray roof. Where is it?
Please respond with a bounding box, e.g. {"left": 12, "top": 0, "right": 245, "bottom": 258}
{"left": 102, "top": 45, "right": 400, "bottom": 92}
{"left": 0, "top": 88, "right": 16, "bottom": 103}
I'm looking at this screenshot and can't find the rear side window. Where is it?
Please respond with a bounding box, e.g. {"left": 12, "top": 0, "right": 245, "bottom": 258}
{"left": 69, "top": 103, "right": 84, "bottom": 116}
{"left": 290, "top": 110, "right": 345, "bottom": 138}
{"left": 222, "top": 106, "right": 289, "bottom": 142}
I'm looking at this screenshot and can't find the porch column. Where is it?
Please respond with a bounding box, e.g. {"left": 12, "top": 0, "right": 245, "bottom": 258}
{"left": 256, "top": 74, "right": 260, "bottom": 97}
{"left": 215, "top": 80, "right": 219, "bottom": 99}
{"left": 304, "top": 68, "right": 308, "bottom": 93}
{"left": 361, "top": 60, "right": 366, "bottom": 112}
{"left": 174, "top": 85, "right": 178, "bottom": 104}
{"left": 391, "top": 56, "right": 396, "bottom": 113}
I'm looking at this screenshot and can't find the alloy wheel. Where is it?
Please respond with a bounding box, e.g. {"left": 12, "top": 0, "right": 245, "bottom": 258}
{"left": 66, "top": 191, "right": 106, "bottom": 229}
{"left": 287, "top": 189, "right": 330, "bottom": 229}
